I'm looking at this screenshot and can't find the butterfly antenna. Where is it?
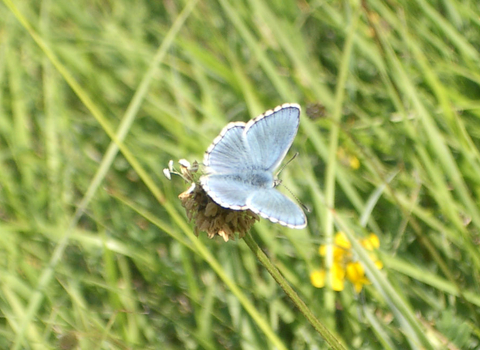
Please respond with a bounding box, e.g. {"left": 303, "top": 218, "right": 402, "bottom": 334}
{"left": 276, "top": 152, "right": 298, "bottom": 178}
{"left": 274, "top": 152, "right": 310, "bottom": 212}
{"left": 274, "top": 152, "right": 311, "bottom": 212}
{"left": 277, "top": 183, "right": 311, "bottom": 213}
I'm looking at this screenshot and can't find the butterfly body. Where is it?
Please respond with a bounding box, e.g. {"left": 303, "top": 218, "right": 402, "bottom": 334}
{"left": 200, "top": 103, "right": 307, "bottom": 229}
{"left": 218, "top": 171, "right": 273, "bottom": 188}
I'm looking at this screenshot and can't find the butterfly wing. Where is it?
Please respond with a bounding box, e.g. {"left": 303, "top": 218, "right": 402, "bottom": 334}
{"left": 203, "top": 122, "right": 249, "bottom": 174}
{"left": 200, "top": 174, "right": 258, "bottom": 210}
{"left": 245, "top": 103, "right": 300, "bottom": 172}
{"left": 246, "top": 187, "right": 307, "bottom": 228}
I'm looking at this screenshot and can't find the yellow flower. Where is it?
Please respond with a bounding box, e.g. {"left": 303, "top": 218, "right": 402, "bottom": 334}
{"left": 337, "top": 147, "right": 360, "bottom": 170}
{"left": 319, "top": 232, "right": 352, "bottom": 262}
{"left": 310, "top": 270, "right": 325, "bottom": 288}
{"left": 331, "top": 264, "right": 346, "bottom": 291}
{"left": 361, "top": 234, "right": 380, "bottom": 250}
{"left": 311, "top": 232, "right": 382, "bottom": 293}
{"left": 334, "top": 231, "right": 351, "bottom": 250}
{"left": 346, "top": 262, "right": 370, "bottom": 293}
{"left": 349, "top": 156, "right": 360, "bottom": 170}
{"left": 310, "top": 264, "right": 345, "bottom": 291}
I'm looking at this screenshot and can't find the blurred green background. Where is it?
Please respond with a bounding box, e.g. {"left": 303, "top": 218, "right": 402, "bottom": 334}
{"left": 1, "top": 0, "right": 480, "bottom": 349}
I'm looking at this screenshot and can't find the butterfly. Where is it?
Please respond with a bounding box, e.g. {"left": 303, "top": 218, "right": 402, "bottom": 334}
{"left": 200, "top": 103, "right": 307, "bottom": 228}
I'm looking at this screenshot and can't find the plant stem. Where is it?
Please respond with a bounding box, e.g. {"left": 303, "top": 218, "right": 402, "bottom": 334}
{"left": 243, "top": 232, "right": 346, "bottom": 350}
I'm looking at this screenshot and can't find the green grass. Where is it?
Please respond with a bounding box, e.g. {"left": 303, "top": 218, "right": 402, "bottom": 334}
{"left": 1, "top": 0, "right": 480, "bottom": 349}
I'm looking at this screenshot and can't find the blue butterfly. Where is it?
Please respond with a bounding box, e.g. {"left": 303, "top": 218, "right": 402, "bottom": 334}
{"left": 200, "top": 103, "right": 307, "bottom": 229}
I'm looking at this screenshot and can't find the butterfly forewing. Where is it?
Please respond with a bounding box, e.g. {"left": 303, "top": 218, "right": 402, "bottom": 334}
{"left": 245, "top": 104, "right": 300, "bottom": 171}
{"left": 204, "top": 123, "right": 249, "bottom": 173}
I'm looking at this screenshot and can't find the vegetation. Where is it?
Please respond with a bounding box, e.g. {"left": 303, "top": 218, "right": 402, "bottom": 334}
{"left": 1, "top": 0, "right": 480, "bottom": 348}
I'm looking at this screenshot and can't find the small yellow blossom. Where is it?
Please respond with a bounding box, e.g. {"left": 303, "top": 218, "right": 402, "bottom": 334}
{"left": 319, "top": 231, "right": 351, "bottom": 260}
{"left": 349, "top": 156, "right": 360, "bottom": 170}
{"left": 310, "top": 264, "right": 345, "bottom": 291}
{"left": 346, "top": 262, "right": 370, "bottom": 293}
{"left": 337, "top": 147, "right": 360, "bottom": 170}
{"left": 311, "top": 232, "right": 382, "bottom": 293}
{"left": 334, "top": 231, "right": 352, "bottom": 250}
{"left": 331, "top": 264, "right": 346, "bottom": 291}
{"left": 361, "top": 234, "right": 380, "bottom": 250}
{"left": 310, "top": 270, "right": 325, "bottom": 288}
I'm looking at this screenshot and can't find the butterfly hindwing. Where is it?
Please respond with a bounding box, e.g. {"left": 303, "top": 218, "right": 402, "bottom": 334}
{"left": 200, "top": 174, "right": 256, "bottom": 210}
{"left": 246, "top": 188, "right": 307, "bottom": 228}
